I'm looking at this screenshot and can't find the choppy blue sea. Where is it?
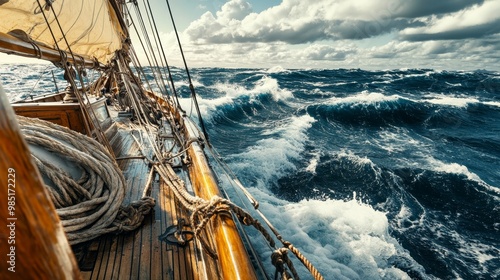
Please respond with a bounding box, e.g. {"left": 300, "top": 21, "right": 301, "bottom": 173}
{"left": 1, "top": 64, "right": 499, "bottom": 279}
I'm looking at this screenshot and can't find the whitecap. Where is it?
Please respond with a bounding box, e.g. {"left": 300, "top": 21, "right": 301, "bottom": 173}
{"left": 266, "top": 65, "right": 289, "bottom": 73}
{"left": 243, "top": 188, "right": 426, "bottom": 279}
{"left": 305, "top": 151, "right": 321, "bottom": 174}
{"left": 327, "top": 91, "right": 402, "bottom": 106}
{"left": 229, "top": 114, "right": 315, "bottom": 189}
{"left": 424, "top": 96, "right": 479, "bottom": 107}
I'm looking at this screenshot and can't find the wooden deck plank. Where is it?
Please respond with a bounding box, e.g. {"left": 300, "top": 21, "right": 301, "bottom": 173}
{"left": 159, "top": 177, "right": 175, "bottom": 280}
{"left": 129, "top": 157, "right": 148, "bottom": 280}
{"left": 151, "top": 221, "right": 163, "bottom": 280}
{"left": 128, "top": 221, "right": 143, "bottom": 279}
{"left": 90, "top": 237, "right": 109, "bottom": 280}
{"left": 116, "top": 232, "right": 134, "bottom": 279}
{"left": 101, "top": 236, "right": 118, "bottom": 280}
{"left": 139, "top": 214, "right": 153, "bottom": 278}
{"left": 109, "top": 235, "right": 125, "bottom": 280}
{"left": 169, "top": 197, "right": 183, "bottom": 280}
{"left": 79, "top": 121, "right": 221, "bottom": 280}
{"left": 150, "top": 176, "right": 164, "bottom": 280}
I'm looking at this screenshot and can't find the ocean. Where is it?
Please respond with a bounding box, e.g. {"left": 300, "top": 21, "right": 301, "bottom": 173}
{"left": 2, "top": 64, "right": 499, "bottom": 279}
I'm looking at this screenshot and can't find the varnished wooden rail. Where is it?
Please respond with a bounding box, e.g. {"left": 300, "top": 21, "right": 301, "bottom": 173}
{"left": 145, "top": 90, "right": 258, "bottom": 279}
{"left": 0, "top": 86, "right": 81, "bottom": 279}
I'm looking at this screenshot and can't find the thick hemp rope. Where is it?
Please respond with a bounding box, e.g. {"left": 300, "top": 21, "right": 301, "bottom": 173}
{"left": 17, "top": 116, "right": 155, "bottom": 245}
{"left": 154, "top": 161, "right": 325, "bottom": 280}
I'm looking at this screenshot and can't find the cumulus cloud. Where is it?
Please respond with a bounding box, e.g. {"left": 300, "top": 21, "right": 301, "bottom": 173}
{"left": 175, "top": 0, "right": 500, "bottom": 70}
{"left": 390, "top": 0, "right": 485, "bottom": 18}
{"left": 185, "top": 0, "right": 495, "bottom": 45}
{"left": 400, "top": 0, "right": 500, "bottom": 41}
{"left": 302, "top": 45, "right": 357, "bottom": 61}
{"left": 216, "top": 0, "right": 252, "bottom": 21}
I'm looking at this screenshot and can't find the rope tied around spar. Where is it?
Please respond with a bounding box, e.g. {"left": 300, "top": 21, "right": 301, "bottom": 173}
{"left": 17, "top": 116, "right": 155, "bottom": 245}
{"left": 154, "top": 161, "right": 324, "bottom": 280}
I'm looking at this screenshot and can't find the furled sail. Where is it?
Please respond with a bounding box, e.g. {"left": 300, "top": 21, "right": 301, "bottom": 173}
{"left": 0, "top": 0, "right": 126, "bottom": 65}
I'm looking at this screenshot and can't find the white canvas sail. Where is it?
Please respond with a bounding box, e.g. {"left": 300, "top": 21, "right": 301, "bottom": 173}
{"left": 0, "top": 0, "right": 125, "bottom": 65}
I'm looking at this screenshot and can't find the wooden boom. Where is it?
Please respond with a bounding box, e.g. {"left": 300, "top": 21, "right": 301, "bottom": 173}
{"left": 0, "top": 32, "right": 101, "bottom": 69}
{"left": 0, "top": 87, "right": 81, "bottom": 279}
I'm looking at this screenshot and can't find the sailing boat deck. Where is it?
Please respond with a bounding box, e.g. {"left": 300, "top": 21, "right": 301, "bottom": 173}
{"left": 75, "top": 115, "right": 219, "bottom": 279}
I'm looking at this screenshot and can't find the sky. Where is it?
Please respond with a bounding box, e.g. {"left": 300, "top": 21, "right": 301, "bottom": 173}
{"left": 1, "top": 0, "right": 499, "bottom": 70}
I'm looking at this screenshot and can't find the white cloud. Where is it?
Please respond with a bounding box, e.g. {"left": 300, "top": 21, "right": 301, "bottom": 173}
{"left": 186, "top": 0, "right": 418, "bottom": 44}
{"left": 400, "top": 0, "right": 500, "bottom": 40}
{"left": 186, "top": 0, "right": 495, "bottom": 45}
{"left": 164, "top": 0, "right": 500, "bottom": 70}
{"left": 302, "top": 45, "right": 357, "bottom": 61}
{"left": 217, "top": 0, "right": 252, "bottom": 21}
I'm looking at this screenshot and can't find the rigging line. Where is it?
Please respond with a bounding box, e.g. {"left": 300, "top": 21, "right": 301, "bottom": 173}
{"left": 206, "top": 145, "right": 260, "bottom": 209}
{"left": 125, "top": 5, "right": 179, "bottom": 128}
{"left": 115, "top": 57, "right": 149, "bottom": 127}
{"left": 28, "top": 65, "right": 53, "bottom": 97}
{"left": 115, "top": 53, "right": 163, "bottom": 160}
{"left": 128, "top": 45, "right": 157, "bottom": 96}
{"left": 126, "top": 3, "right": 167, "bottom": 97}
{"left": 34, "top": 0, "right": 92, "bottom": 137}
{"left": 46, "top": 1, "right": 81, "bottom": 70}
{"left": 140, "top": 0, "right": 171, "bottom": 95}
{"left": 126, "top": 42, "right": 171, "bottom": 123}
{"left": 51, "top": 70, "right": 60, "bottom": 93}
{"left": 40, "top": 0, "right": 114, "bottom": 156}
{"left": 126, "top": 3, "right": 182, "bottom": 132}
{"left": 124, "top": 46, "right": 175, "bottom": 135}
{"left": 62, "top": 0, "right": 86, "bottom": 45}
{"left": 130, "top": 1, "right": 165, "bottom": 94}
{"left": 125, "top": 52, "right": 165, "bottom": 127}
{"left": 128, "top": 3, "right": 157, "bottom": 69}
{"left": 69, "top": 0, "right": 107, "bottom": 47}
{"left": 48, "top": 11, "right": 109, "bottom": 142}
{"left": 165, "top": 0, "right": 210, "bottom": 145}
{"left": 32, "top": 0, "right": 80, "bottom": 92}
{"left": 144, "top": 0, "right": 183, "bottom": 110}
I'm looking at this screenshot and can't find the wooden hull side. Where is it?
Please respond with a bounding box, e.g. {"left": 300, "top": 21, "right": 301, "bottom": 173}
{"left": 0, "top": 89, "right": 81, "bottom": 279}
{"left": 12, "top": 102, "right": 89, "bottom": 135}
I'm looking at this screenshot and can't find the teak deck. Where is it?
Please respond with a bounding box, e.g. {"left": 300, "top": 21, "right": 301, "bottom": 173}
{"left": 74, "top": 117, "right": 219, "bottom": 280}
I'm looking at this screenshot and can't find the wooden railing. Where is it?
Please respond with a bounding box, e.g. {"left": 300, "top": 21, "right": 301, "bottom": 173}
{"left": 145, "top": 90, "right": 258, "bottom": 280}
{"left": 0, "top": 87, "right": 81, "bottom": 279}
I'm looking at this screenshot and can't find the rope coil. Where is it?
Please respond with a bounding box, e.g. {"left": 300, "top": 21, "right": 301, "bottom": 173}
{"left": 18, "top": 116, "right": 155, "bottom": 245}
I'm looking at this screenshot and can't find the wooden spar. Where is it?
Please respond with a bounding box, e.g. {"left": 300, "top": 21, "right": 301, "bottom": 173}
{"left": 0, "top": 32, "right": 101, "bottom": 69}
{"left": 144, "top": 91, "right": 258, "bottom": 279}
{"left": 185, "top": 124, "right": 259, "bottom": 280}
{"left": 0, "top": 87, "right": 81, "bottom": 279}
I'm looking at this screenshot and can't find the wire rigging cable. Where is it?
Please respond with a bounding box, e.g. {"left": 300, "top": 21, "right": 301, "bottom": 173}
{"left": 144, "top": 0, "right": 183, "bottom": 109}
{"left": 127, "top": 3, "right": 168, "bottom": 97}
{"left": 165, "top": 0, "right": 210, "bottom": 144}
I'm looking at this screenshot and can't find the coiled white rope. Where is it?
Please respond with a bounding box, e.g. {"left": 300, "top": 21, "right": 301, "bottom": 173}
{"left": 18, "top": 116, "right": 155, "bottom": 245}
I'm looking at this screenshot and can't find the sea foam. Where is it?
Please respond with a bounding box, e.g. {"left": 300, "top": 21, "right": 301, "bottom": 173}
{"left": 245, "top": 188, "right": 423, "bottom": 279}
{"left": 229, "top": 114, "right": 315, "bottom": 189}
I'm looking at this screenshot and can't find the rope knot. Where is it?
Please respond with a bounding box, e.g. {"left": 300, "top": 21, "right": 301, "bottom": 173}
{"left": 271, "top": 248, "right": 288, "bottom": 268}
{"left": 272, "top": 248, "right": 294, "bottom": 280}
